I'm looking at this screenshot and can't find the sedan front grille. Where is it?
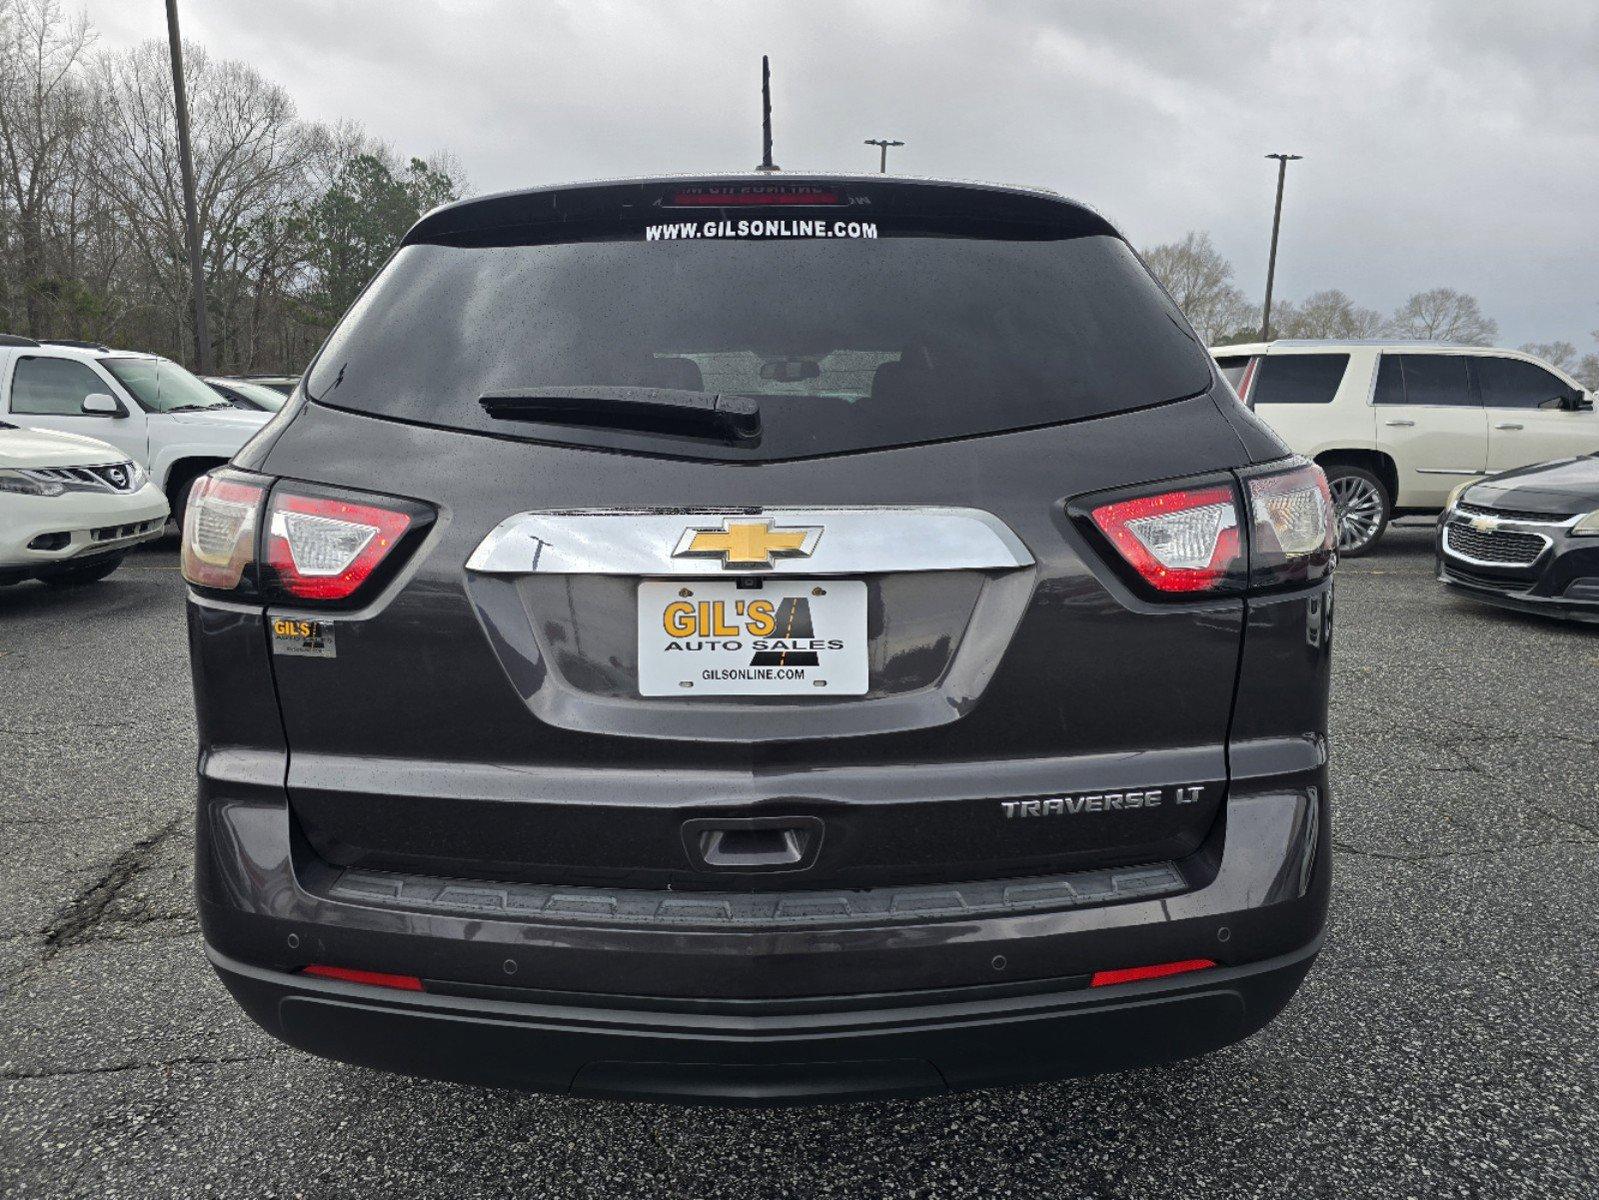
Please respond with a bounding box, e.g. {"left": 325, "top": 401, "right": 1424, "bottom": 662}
{"left": 1455, "top": 500, "right": 1569, "bottom": 524}
{"left": 1443, "top": 521, "right": 1549, "bottom": 568}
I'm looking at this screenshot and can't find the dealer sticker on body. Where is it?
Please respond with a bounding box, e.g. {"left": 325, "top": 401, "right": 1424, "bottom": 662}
{"left": 637, "top": 579, "right": 868, "bottom": 696}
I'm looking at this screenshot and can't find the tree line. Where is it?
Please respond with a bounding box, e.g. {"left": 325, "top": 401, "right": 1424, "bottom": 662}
{"left": 1143, "top": 231, "right": 1599, "bottom": 388}
{"left": 0, "top": 0, "right": 461, "bottom": 374}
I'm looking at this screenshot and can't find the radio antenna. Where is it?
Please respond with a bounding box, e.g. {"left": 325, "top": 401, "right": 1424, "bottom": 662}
{"left": 755, "top": 55, "right": 780, "bottom": 173}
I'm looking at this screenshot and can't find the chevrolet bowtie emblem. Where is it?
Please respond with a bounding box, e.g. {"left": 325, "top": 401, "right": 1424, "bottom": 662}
{"left": 1471, "top": 515, "right": 1501, "bottom": 533}
{"left": 672, "top": 518, "right": 823, "bottom": 567}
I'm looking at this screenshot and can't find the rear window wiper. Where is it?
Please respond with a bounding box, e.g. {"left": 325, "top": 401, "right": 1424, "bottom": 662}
{"left": 479, "top": 386, "right": 761, "bottom": 444}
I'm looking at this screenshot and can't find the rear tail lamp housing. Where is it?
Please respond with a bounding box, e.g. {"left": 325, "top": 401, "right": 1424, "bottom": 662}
{"left": 1241, "top": 460, "right": 1336, "bottom": 588}
{"left": 181, "top": 471, "right": 266, "bottom": 593}
{"left": 1075, "top": 458, "right": 1334, "bottom": 599}
{"left": 1089, "top": 483, "right": 1246, "bottom": 594}
{"left": 181, "top": 469, "right": 433, "bottom": 606}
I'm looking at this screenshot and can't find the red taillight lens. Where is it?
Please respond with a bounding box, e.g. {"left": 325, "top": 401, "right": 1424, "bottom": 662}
{"left": 302, "top": 964, "right": 424, "bottom": 991}
{"left": 181, "top": 474, "right": 265, "bottom": 590}
{"left": 1235, "top": 357, "right": 1258, "bottom": 404}
{"left": 1090, "top": 959, "right": 1216, "bottom": 988}
{"left": 265, "top": 492, "right": 412, "bottom": 602}
{"left": 1246, "top": 461, "right": 1336, "bottom": 587}
{"left": 1090, "top": 485, "right": 1244, "bottom": 594}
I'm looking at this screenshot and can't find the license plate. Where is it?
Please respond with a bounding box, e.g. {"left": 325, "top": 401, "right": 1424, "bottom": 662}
{"left": 637, "top": 579, "right": 868, "bottom": 696}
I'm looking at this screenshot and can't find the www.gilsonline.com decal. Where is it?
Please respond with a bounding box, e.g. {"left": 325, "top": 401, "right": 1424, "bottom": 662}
{"left": 646, "top": 219, "right": 879, "bottom": 240}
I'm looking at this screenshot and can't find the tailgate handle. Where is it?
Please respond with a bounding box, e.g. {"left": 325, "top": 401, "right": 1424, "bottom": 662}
{"left": 682, "top": 816, "right": 824, "bottom": 872}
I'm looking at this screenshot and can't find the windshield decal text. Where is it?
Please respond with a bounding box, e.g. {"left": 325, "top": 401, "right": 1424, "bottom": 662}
{"left": 645, "top": 219, "right": 878, "bottom": 242}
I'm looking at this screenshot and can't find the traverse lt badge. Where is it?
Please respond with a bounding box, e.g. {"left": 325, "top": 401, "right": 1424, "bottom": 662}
{"left": 1001, "top": 786, "right": 1206, "bottom": 818}
{"left": 672, "top": 518, "right": 823, "bottom": 568}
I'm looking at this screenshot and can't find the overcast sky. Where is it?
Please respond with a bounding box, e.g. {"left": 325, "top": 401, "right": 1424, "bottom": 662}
{"left": 83, "top": 0, "right": 1599, "bottom": 350}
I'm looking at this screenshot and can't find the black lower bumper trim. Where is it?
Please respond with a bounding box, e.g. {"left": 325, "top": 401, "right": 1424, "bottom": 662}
{"left": 1439, "top": 569, "right": 1599, "bottom": 624}
{"left": 208, "top": 937, "right": 1319, "bottom": 1106}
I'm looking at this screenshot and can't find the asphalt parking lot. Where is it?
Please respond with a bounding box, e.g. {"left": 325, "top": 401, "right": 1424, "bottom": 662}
{"left": 1, "top": 525, "right": 1595, "bottom": 1199}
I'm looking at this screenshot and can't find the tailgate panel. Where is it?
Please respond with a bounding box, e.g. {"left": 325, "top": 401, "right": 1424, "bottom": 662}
{"left": 263, "top": 396, "right": 1250, "bottom": 889}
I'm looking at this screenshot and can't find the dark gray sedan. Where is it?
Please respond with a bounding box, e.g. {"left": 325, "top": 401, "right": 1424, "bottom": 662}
{"left": 1437, "top": 455, "right": 1599, "bottom": 622}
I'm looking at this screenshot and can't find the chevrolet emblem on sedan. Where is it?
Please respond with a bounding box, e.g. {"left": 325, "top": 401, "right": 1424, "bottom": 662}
{"left": 672, "top": 517, "right": 823, "bottom": 567}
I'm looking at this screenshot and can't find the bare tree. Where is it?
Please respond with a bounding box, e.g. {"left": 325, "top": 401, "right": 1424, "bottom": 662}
{"left": 1275, "top": 289, "right": 1388, "bottom": 339}
{"left": 1141, "top": 231, "right": 1257, "bottom": 345}
{"left": 0, "top": 0, "right": 95, "bottom": 334}
{"left": 1518, "top": 340, "right": 1578, "bottom": 371}
{"left": 1390, "top": 287, "right": 1498, "bottom": 345}
{"left": 1577, "top": 354, "right": 1599, "bottom": 391}
{"left": 89, "top": 39, "right": 321, "bottom": 368}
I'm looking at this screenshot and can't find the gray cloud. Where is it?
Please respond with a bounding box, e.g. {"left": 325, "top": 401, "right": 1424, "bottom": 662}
{"left": 85, "top": 0, "right": 1599, "bottom": 347}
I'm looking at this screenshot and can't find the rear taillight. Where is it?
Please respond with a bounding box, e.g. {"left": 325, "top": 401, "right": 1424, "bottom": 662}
{"left": 266, "top": 492, "right": 412, "bottom": 601}
{"left": 180, "top": 470, "right": 429, "bottom": 606}
{"left": 1245, "top": 461, "right": 1336, "bottom": 588}
{"left": 1080, "top": 458, "right": 1335, "bottom": 598}
{"left": 1090, "top": 485, "right": 1245, "bottom": 594}
{"left": 181, "top": 474, "right": 265, "bottom": 590}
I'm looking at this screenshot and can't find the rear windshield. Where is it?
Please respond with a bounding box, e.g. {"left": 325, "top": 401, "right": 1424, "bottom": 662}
{"left": 306, "top": 186, "right": 1212, "bottom": 460}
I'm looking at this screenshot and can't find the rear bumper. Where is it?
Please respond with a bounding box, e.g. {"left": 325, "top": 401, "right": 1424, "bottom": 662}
{"left": 208, "top": 934, "right": 1319, "bottom": 1105}
{"left": 198, "top": 764, "right": 1330, "bottom": 1103}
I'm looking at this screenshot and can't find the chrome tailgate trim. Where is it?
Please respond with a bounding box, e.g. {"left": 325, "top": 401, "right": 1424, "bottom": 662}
{"left": 465, "top": 507, "right": 1034, "bottom": 576}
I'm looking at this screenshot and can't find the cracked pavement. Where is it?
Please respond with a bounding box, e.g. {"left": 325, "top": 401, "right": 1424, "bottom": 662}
{"left": 1, "top": 527, "right": 1595, "bottom": 1199}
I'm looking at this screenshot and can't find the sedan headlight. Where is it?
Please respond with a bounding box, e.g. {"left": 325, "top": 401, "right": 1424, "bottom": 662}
{"left": 0, "top": 469, "right": 66, "bottom": 497}
{"left": 1572, "top": 509, "right": 1599, "bottom": 536}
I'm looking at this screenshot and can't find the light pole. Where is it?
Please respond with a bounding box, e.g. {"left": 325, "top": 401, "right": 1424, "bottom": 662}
{"left": 1260, "top": 152, "right": 1302, "bottom": 343}
{"left": 864, "top": 138, "right": 904, "bottom": 173}
{"left": 165, "top": 0, "right": 211, "bottom": 372}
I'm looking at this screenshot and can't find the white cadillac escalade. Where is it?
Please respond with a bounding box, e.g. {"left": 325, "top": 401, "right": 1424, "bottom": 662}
{"left": 1213, "top": 340, "right": 1597, "bottom": 553}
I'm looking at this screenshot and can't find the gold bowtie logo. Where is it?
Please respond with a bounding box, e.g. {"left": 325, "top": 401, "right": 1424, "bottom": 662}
{"left": 673, "top": 518, "right": 822, "bottom": 567}
{"left": 1471, "top": 515, "right": 1500, "bottom": 533}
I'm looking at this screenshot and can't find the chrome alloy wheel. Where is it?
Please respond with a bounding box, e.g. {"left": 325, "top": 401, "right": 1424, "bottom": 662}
{"left": 1329, "top": 474, "right": 1384, "bottom": 553}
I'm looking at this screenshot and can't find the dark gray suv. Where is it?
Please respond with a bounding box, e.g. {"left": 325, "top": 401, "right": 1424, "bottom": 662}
{"left": 182, "top": 175, "right": 1335, "bottom": 1105}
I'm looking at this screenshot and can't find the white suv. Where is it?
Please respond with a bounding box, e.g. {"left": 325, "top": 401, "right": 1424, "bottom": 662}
{"left": 0, "top": 336, "right": 271, "bottom": 527}
{"left": 1213, "top": 340, "right": 1598, "bottom": 553}
{"left": 0, "top": 422, "right": 169, "bottom": 587}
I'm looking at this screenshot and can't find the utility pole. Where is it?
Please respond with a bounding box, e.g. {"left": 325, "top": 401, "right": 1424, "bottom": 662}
{"left": 755, "top": 55, "right": 779, "bottom": 173}
{"left": 1260, "top": 152, "right": 1302, "bottom": 343}
{"left": 863, "top": 138, "right": 904, "bottom": 173}
{"left": 166, "top": 0, "right": 212, "bottom": 372}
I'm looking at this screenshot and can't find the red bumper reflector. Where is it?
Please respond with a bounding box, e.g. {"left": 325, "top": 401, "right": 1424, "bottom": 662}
{"left": 1090, "top": 959, "right": 1217, "bottom": 988}
{"left": 302, "top": 964, "right": 425, "bottom": 992}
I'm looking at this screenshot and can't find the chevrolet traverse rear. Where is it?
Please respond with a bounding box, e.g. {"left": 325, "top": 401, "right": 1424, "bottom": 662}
{"left": 184, "top": 175, "right": 1334, "bottom": 1105}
